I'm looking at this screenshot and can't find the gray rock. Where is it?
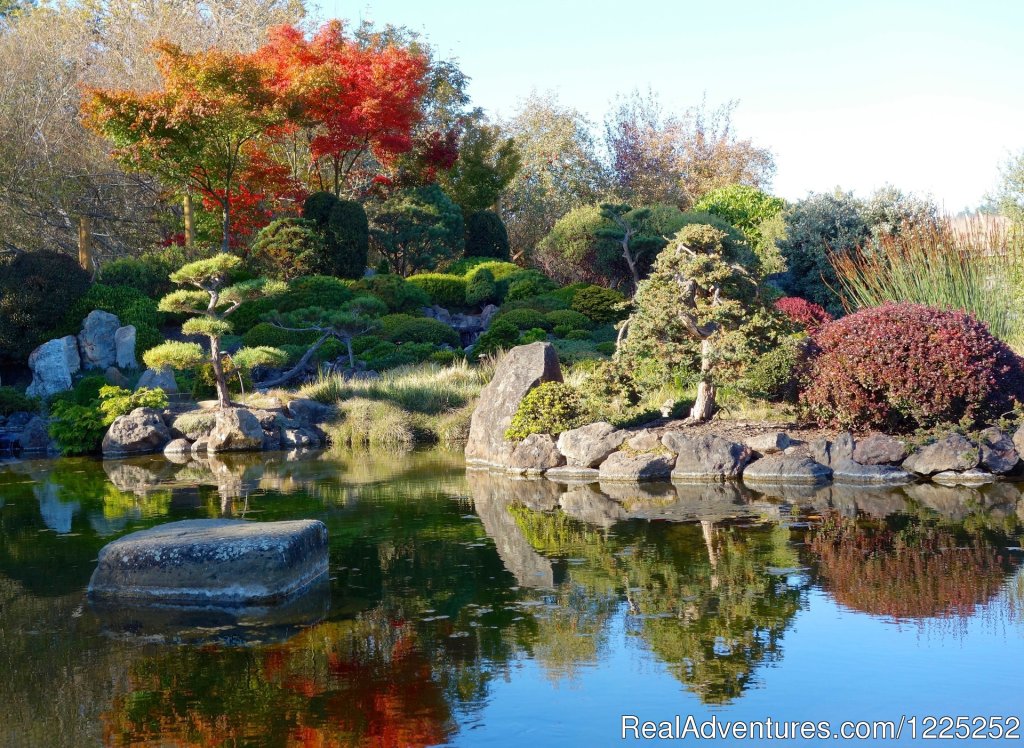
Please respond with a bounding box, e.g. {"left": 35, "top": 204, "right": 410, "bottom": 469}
{"left": 26, "top": 337, "right": 78, "bottom": 398}
{"left": 978, "top": 427, "right": 1019, "bottom": 474}
{"left": 78, "top": 310, "right": 120, "bottom": 369}
{"left": 556, "top": 421, "right": 626, "bottom": 467}
{"left": 191, "top": 438, "right": 209, "bottom": 456}
{"left": 744, "top": 431, "right": 792, "bottom": 454}
{"left": 18, "top": 416, "right": 54, "bottom": 454}
{"left": 932, "top": 469, "right": 996, "bottom": 486}
{"left": 832, "top": 462, "right": 915, "bottom": 485}
{"left": 104, "top": 366, "right": 129, "bottom": 387}
{"left": 809, "top": 437, "right": 832, "bottom": 467}
{"left": 665, "top": 433, "right": 753, "bottom": 481}
{"left": 624, "top": 429, "right": 661, "bottom": 452}
{"left": 1013, "top": 424, "right": 1024, "bottom": 460}
{"left": 809, "top": 433, "right": 854, "bottom": 468}
{"left": 480, "top": 304, "right": 499, "bottom": 326}
{"left": 853, "top": 433, "right": 908, "bottom": 465}
{"left": 507, "top": 433, "right": 565, "bottom": 473}
{"left": 4, "top": 411, "right": 33, "bottom": 430}
{"left": 742, "top": 455, "right": 832, "bottom": 484}
{"left": 87, "top": 519, "right": 329, "bottom": 605}
{"left": 280, "top": 425, "right": 321, "bottom": 449}
{"left": 285, "top": 398, "right": 333, "bottom": 424}
{"left": 114, "top": 325, "right": 138, "bottom": 369}
{"left": 207, "top": 408, "right": 265, "bottom": 453}
{"left": 598, "top": 451, "right": 675, "bottom": 481}
{"left": 137, "top": 366, "right": 179, "bottom": 394}
{"left": 902, "top": 434, "right": 980, "bottom": 475}
{"left": 465, "top": 342, "right": 562, "bottom": 466}
{"left": 544, "top": 465, "right": 601, "bottom": 482}
{"left": 102, "top": 407, "right": 172, "bottom": 457}
{"left": 163, "top": 438, "right": 192, "bottom": 456}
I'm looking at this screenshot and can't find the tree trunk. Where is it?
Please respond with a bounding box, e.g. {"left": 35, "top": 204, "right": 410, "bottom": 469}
{"left": 621, "top": 232, "right": 640, "bottom": 292}
{"left": 209, "top": 335, "right": 232, "bottom": 409}
{"left": 257, "top": 332, "right": 331, "bottom": 388}
{"left": 77, "top": 216, "right": 92, "bottom": 273}
{"left": 345, "top": 336, "right": 355, "bottom": 369}
{"left": 221, "top": 203, "right": 231, "bottom": 253}
{"left": 183, "top": 193, "right": 195, "bottom": 247}
{"left": 689, "top": 338, "right": 717, "bottom": 422}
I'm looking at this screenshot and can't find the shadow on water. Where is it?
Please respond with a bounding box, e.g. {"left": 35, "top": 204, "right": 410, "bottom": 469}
{"left": 0, "top": 450, "right": 1021, "bottom": 746}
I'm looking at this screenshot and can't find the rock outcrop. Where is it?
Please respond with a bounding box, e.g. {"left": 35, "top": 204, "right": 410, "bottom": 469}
{"left": 507, "top": 433, "right": 565, "bottom": 473}
{"left": 665, "top": 433, "right": 753, "bottom": 481}
{"left": 742, "top": 455, "right": 832, "bottom": 484}
{"left": 556, "top": 422, "right": 626, "bottom": 468}
{"left": 207, "top": 408, "right": 265, "bottom": 453}
{"left": 598, "top": 451, "right": 674, "bottom": 481}
{"left": 902, "top": 434, "right": 979, "bottom": 475}
{"left": 114, "top": 325, "right": 138, "bottom": 369}
{"left": 26, "top": 336, "right": 79, "bottom": 398}
{"left": 78, "top": 310, "right": 121, "bottom": 370}
{"left": 137, "top": 366, "right": 179, "bottom": 393}
{"left": 465, "top": 342, "right": 562, "bottom": 466}
{"left": 102, "top": 407, "right": 172, "bottom": 457}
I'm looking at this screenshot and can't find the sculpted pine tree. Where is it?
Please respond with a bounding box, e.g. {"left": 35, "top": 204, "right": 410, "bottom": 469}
{"left": 619, "top": 224, "right": 771, "bottom": 422}
{"left": 142, "top": 254, "right": 287, "bottom": 408}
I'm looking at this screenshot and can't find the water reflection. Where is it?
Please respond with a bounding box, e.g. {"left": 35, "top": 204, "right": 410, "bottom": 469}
{"left": 0, "top": 453, "right": 1021, "bottom": 746}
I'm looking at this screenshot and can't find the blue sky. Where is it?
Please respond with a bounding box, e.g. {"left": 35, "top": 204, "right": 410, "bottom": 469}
{"left": 315, "top": 0, "right": 1024, "bottom": 212}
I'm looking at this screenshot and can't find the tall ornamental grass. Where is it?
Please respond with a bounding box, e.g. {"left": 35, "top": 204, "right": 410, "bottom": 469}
{"left": 830, "top": 216, "right": 1024, "bottom": 350}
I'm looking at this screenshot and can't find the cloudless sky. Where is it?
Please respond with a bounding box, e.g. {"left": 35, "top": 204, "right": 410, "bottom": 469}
{"left": 314, "top": 0, "right": 1024, "bottom": 212}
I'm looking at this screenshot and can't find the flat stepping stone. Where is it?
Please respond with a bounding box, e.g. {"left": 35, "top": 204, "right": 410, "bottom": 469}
{"left": 742, "top": 454, "right": 832, "bottom": 485}
{"left": 88, "top": 519, "right": 328, "bottom": 605}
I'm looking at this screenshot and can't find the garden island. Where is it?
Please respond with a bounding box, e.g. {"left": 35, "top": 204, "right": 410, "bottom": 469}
{"left": 0, "top": 1, "right": 1023, "bottom": 746}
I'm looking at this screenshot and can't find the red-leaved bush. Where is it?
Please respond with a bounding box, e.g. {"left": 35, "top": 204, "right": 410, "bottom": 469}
{"left": 800, "top": 302, "right": 1024, "bottom": 431}
{"left": 774, "top": 296, "right": 833, "bottom": 334}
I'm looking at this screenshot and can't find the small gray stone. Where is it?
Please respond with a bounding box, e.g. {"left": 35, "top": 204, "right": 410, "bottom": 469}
{"left": 87, "top": 519, "right": 329, "bottom": 605}
{"left": 665, "top": 432, "right": 753, "bottom": 481}
{"left": 191, "top": 438, "right": 209, "bottom": 456}
{"left": 281, "top": 425, "right": 321, "bottom": 449}
{"left": 624, "top": 429, "right": 661, "bottom": 452}
{"left": 832, "top": 462, "right": 915, "bottom": 485}
{"left": 114, "top": 325, "right": 138, "bottom": 369}
{"left": 932, "top": 469, "right": 996, "bottom": 487}
{"left": 831, "top": 432, "right": 855, "bottom": 466}
{"left": 556, "top": 422, "right": 626, "bottom": 467}
{"left": 744, "top": 431, "right": 792, "bottom": 454}
{"left": 507, "top": 433, "right": 565, "bottom": 473}
{"left": 163, "top": 438, "right": 192, "bottom": 456}
{"left": 809, "top": 437, "right": 832, "bottom": 467}
{"left": 742, "top": 455, "right": 832, "bottom": 485}
{"left": 978, "top": 427, "right": 1019, "bottom": 474}
{"left": 78, "top": 310, "right": 120, "bottom": 369}
{"left": 598, "top": 451, "right": 675, "bottom": 481}
{"left": 102, "top": 407, "right": 171, "bottom": 456}
{"left": 853, "top": 433, "right": 908, "bottom": 465}
{"left": 902, "top": 434, "right": 980, "bottom": 475}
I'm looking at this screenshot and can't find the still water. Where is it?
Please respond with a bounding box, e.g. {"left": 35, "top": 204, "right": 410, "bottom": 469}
{"left": 0, "top": 449, "right": 1022, "bottom": 747}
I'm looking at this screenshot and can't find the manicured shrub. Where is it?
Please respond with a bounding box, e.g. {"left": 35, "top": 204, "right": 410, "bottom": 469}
{"left": 505, "top": 381, "right": 588, "bottom": 440}
{"left": 242, "top": 323, "right": 319, "bottom": 349}
{"left": 62, "top": 283, "right": 163, "bottom": 356}
{"left": 231, "top": 275, "right": 354, "bottom": 332}
{"left": 570, "top": 285, "right": 627, "bottom": 323}
{"left": 465, "top": 267, "right": 498, "bottom": 306}
{"left": 0, "top": 386, "right": 36, "bottom": 416}
{"left": 471, "top": 318, "right": 519, "bottom": 357}
{"left": 367, "top": 184, "right": 465, "bottom": 276}
{"left": 552, "top": 324, "right": 574, "bottom": 338}
{"left": 379, "top": 314, "right": 461, "bottom": 347}
{"left": 565, "top": 329, "right": 591, "bottom": 341}
{"left": 504, "top": 270, "right": 557, "bottom": 302}
{"left": 519, "top": 327, "right": 548, "bottom": 344}
{"left": 495, "top": 308, "right": 552, "bottom": 331}
{"left": 740, "top": 336, "right": 806, "bottom": 402}
{"left": 499, "top": 294, "right": 569, "bottom": 313}
{"left": 774, "top": 297, "right": 834, "bottom": 334}
{"left": 464, "top": 210, "right": 510, "bottom": 260}
{"left": 352, "top": 273, "right": 431, "bottom": 312}
{"left": 361, "top": 341, "right": 438, "bottom": 371}
{"left": 326, "top": 199, "right": 370, "bottom": 279}
{"left": 552, "top": 338, "right": 602, "bottom": 365}
{"left": 248, "top": 218, "right": 327, "bottom": 280}
{"left": 548, "top": 282, "right": 592, "bottom": 305}
{"left": 801, "top": 303, "right": 1024, "bottom": 431}
{"left": 0, "top": 250, "right": 90, "bottom": 361}
{"left": 545, "top": 309, "right": 593, "bottom": 331}
{"left": 302, "top": 191, "right": 339, "bottom": 227}
{"left": 575, "top": 358, "right": 643, "bottom": 417}
{"left": 99, "top": 247, "right": 188, "bottom": 297}
{"left": 407, "top": 273, "right": 467, "bottom": 308}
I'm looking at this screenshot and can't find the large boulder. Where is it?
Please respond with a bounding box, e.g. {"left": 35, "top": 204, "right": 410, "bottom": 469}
{"left": 87, "top": 519, "right": 329, "bottom": 605}
{"left": 556, "top": 422, "right": 626, "bottom": 468}
{"left": 852, "top": 433, "right": 908, "bottom": 466}
{"left": 78, "top": 310, "right": 121, "bottom": 370}
{"left": 743, "top": 431, "right": 791, "bottom": 455}
{"left": 208, "top": 408, "right": 265, "bottom": 453}
{"left": 507, "top": 433, "right": 566, "bottom": 473}
{"left": 137, "top": 366, "right": 179, "bottom": 394}
{"left": 902, "top": 434, "right": 980, "bottom": 476}
{"left": 465, "top": 342, "right": 562, "bottom": 466}
{"left": 598, "top": 451, "right": 675, "bottom": 481}
{"left": 665, "top": 432, "right": 753, "bottom": 481}
{"left": 102, "top": 407, "right": 172, "bottom": 457}
{"left": 26, "top": 336, "right": 79, "bottom": 398}
{"left": 17, "top": 416, "right": 55, "bottom": 454}
{"left": 978, "top": 427, "right": 1019, "bottom": 474}
{"left": 742, "top": 455, "right": 832, "bottom": 485}
{"left": 114, "top": 325, "right": 138, "bottom": 369}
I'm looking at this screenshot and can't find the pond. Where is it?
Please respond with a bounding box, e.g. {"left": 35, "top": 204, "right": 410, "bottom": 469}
{"left": 1, "top": 449, "right": 1022, "bottom": 747}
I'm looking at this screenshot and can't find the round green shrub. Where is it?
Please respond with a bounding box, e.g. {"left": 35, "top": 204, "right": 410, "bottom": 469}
{"left": 465, "top": 267, "right": 497, "bottom": 306}
{"left": 303, "top": 191, "right": 339, "bottom": 226}
{"left": 504, "top": 271, "right": 557, "bottom": 302}
{"left": 499, "top": 294, "right": 569, "bottom": 313}
{"left": 0, "top": 250, "right": 91, "bottom": 361}
{"left": 552, "top": 324, "right": 574, "bottom": 338}
{"left": 472, "top": 318, "right": 519, "bottom": 357}
{"left": 553, "top": 339, "right": 602, "bottom": 365}
{"left": 380, "top": 314, "right": 461, "bottom": 347}
{"left": 464, "top": 210, "right": 510, "bottom": 260}
{"left": 249, "top": 218, "right": 327, "bottom": 280}
{"left": 99, "top": 247, "right": 186, "bottom": 298}
{"left": 548, "top": 282, "right": 592, "bottom": 305}
{"left": 447, "top": 258, "right": 520, "bottom": 279}
{"left": 284, "top": 275, "right": 353, "bottom": 310}
{"left": 352, "top": 274, "right": 431, "bottom": 312}
{"left": 496, "top": 308, "right": 552, "bottom": 331}
{"left": 571, "top": 285, "right": 627, "bottom": 323}
{"left": 242, "top": 323, "right": 319, "bottom": 349}
{"left": 505, "top": 381, "right": 588, "bottom": 440}
{"left": 519, "top": 327, "right": 548, "bottom": 344}
{"left": 565, "top": 329, "right": 591, "bottom": 341}
{"left": 352, "top": 335, "right": 380, "bottom": 355}
{"left": 545, "top": 309, "right": 593, "bottom": 331}
{"left": 740, "top": 336, "right": 805, "bottom": 403}
{"left": 406, "top": 273, "right": 467, "bottom": 308}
